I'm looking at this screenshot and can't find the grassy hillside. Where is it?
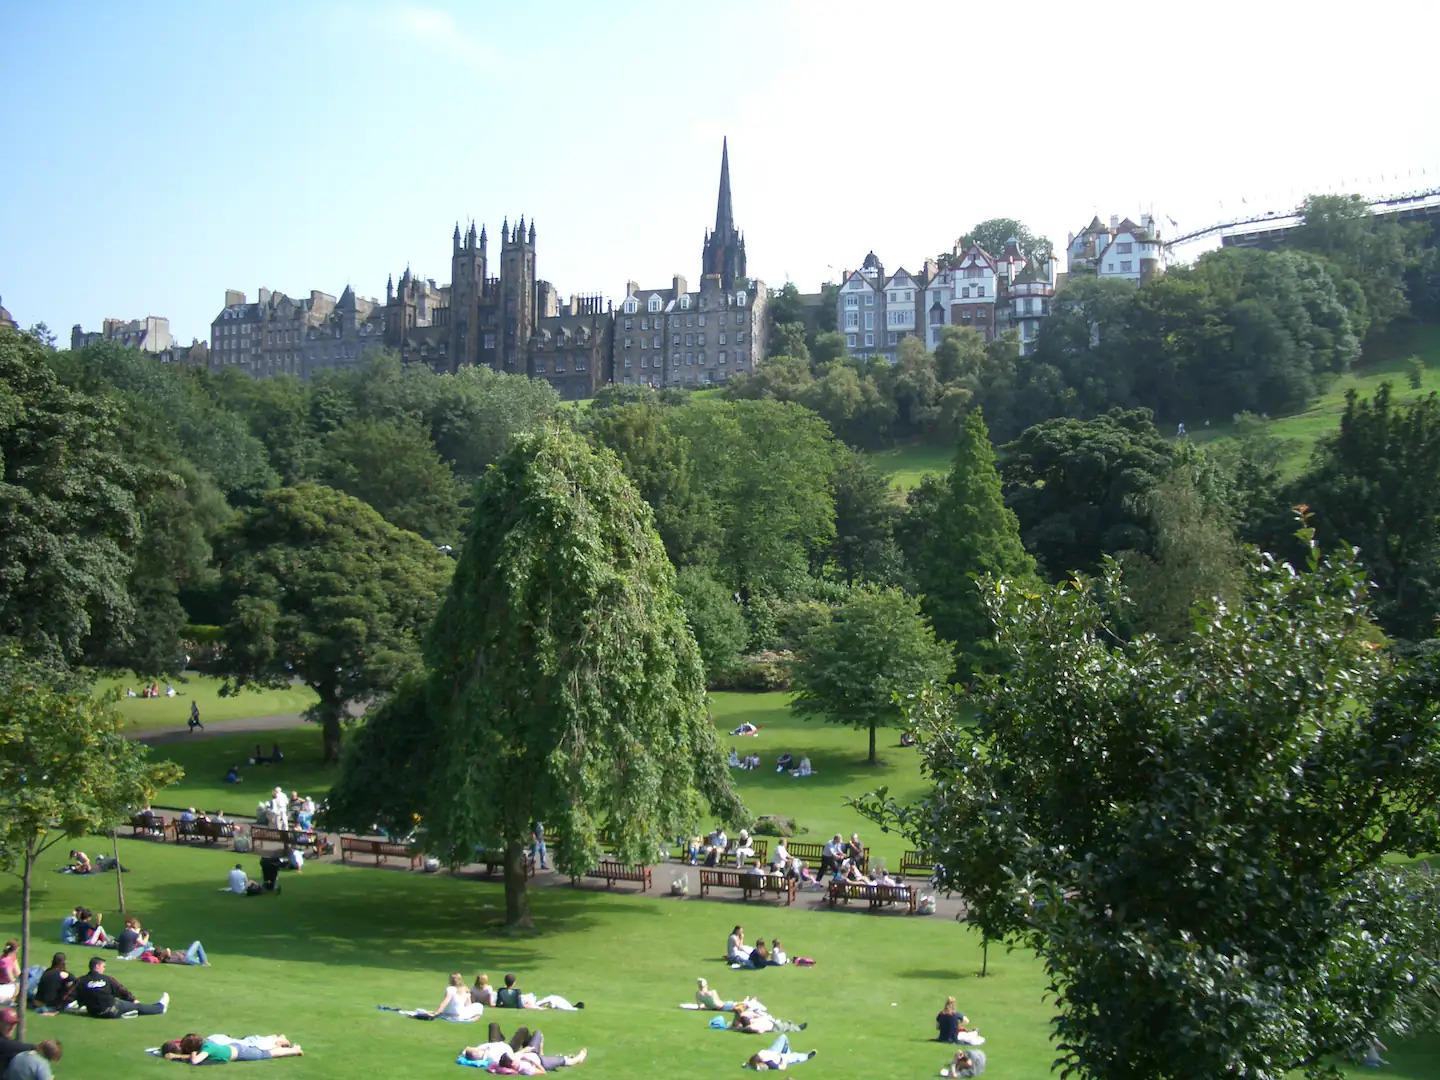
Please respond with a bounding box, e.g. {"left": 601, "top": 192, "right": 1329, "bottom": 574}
{"left": 1194, "top": 321, "right": 1440, "bottom": 476}
{"left": 869, "top": 442, "right": 952, "bottom": 491}
{"left": 95, "top": 672, "right": 318, "bottom": 733}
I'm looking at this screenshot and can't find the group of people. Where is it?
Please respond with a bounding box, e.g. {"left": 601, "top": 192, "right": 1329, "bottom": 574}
{"left": 124, "top": 682, "right": 175, "bottom": 699}
{"left": 692, "top": 978, "right": 817, "bottom": 1071}
{"left": 725, "top": 928, "right": 793, "bottom": 969}
{"left": 254, "top": 787, "right": 315, "bottom": 832}
{"left": 0, "top": 1007, "right": 63, "bottom": 1080}
{"left": 162, "top": 1033, "right": 303, "bottom": 1065}
{"left": 460, "top": 1022, "right": 588, "bottom": 1072}
{"left": 228, "top": 851, "right": 304, "bottom": 896}
{"left": 725, "top": 749, "right": 814, "bottom": 777}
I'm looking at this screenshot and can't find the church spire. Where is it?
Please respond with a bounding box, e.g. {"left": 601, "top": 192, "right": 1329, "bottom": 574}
{"left": 714, "top": 136, "right": 734, "bottom": 237}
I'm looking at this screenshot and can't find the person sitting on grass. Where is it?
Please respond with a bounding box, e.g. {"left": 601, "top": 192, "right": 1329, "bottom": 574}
{"left": 63, "top": 957, "right": 168, "bottom": 1018}
{"left": 730, "top": 721, "right": 759, "bottom": 736}
{"left": 66, "top": 851, "right": 92, "bottom": 874}
{"left": 116, "top": 917, "right": 151, "bottom": 959}
{"left": 415, "top": 973, "right": 485, "bottom": 1021}
{"left": 791, "top": 757, "right": 812, "bottom": 777}
{"left": 775, "top": 753, "right": 793, "bottom": 772}
{"left": 5, "top": 1040, "right": 62, "bottom": 1080}
{"left": 0, "top": 941, "right": 19, "bottom": 1004}
{"left": 695, "top": 978, "right": 735, "bottom": 1011}
{"left": 73, "top": 909, "right": 109, "bottom": 947}
{"left": 732, "top": 1003, "right": 806, "bottom": 1034}
{"left": 32, "top": 954, "right": 73, "bottom": 1011}
{"left": 496, "top": 973, "right": 583, "bottom": 1011}
{"left": 936, "top": 996, "right": 968, "bottom": 1042}
{"left": 748, "top": 938, "right": 773, "bottom": 969}
{"left": 728, "top": 747, "right": 741, "bottom": 768}
{"left": 941, "top": 1048, "right": 987, "bottom": 1077}
{"left": 745, "top": 1035, "right": 816, "bottom": 1071}
{"left": 224, "top": 764, "right": 241, "bottom": 784}
{"left": 769, "top": 939, "right": 787, "bottom": 966}
{"left": 727, "top": 926, "right": 752, "bottom": 964}
{"left": 162, "top": 1032, "right": 303, "bottom": 1064}
{"left": 472, "top": 973, "right": 497, "bottom": 1006}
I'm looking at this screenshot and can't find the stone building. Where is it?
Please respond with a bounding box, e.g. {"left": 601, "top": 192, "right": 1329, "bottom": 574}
{"left": 211, "top": 286, "right": 385, "bottom": 379}
{"left": 71, "top": 315, "right": 174, "bottom": 353}
{"left": 1066, "top": 213, "right": 1166, "bottom": 283}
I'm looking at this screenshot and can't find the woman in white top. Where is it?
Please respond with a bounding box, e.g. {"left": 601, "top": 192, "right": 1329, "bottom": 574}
{"left": 727, "top": 926, "right": 753, "bottom": 962}
{"left": 732, "top": 830, "right": 755, "bottom": 867}
{"left": 793, "top": 757, "right": 812, "bottom": 776}
{"left": 430, "top": 972, "right": 485, "bottom": 1021}
{"left": 770, "top": 840, "right": 790, "bottom": 870}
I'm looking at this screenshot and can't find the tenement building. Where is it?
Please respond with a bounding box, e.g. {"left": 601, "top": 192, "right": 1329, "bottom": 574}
{"left": 71, "top": 315, "right": 174, "bottom": 353}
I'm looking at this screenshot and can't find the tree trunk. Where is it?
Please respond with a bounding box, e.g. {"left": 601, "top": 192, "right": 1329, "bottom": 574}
{"left": 503, "top": 838, "right": 533, "bottom": 930}
{"left": 17, "top": 850, "right": 33, "bottom": 1039}
{"left": 112, "top": 829, "right": 126, "bottom": 915}
{"left": 318, "top": 691, "right": 344, "bottom": 764}
{"left": 868, "top": 721, "right": 878, "bottom": 765}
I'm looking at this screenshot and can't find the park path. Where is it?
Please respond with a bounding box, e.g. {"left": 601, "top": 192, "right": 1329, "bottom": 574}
{"left": 133, "top": 713, "right": 307, "bottom": 746}
{"left": 129, "top": 710, "right": 971, "bottom": 920}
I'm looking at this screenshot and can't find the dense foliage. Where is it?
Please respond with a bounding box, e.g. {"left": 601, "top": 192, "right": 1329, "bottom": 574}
{"left": 327, "top": 429, "right": 744, "bottom": 927}
{"left": 857, "top": 532, "right": 1440, "bottom": 1080}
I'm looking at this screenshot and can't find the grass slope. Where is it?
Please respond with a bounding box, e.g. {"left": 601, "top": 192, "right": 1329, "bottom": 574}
{"left": 1188, "top": 321, "right": 1440, "bottom": 476}
{"left": 869, "top": 443, "right": 953, "bottom": 492}
{"left": 96, "top": 673, "right": 317, "bottom": 733}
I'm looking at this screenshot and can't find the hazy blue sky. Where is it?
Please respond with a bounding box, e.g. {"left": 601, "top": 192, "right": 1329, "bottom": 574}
{"left": 4, "top": 0, "right": 1439, "bottom": 344}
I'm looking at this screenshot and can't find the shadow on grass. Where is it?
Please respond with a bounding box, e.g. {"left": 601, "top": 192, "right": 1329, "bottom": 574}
{"left": 93, "top": 843, "right": 643, "bottom": 973}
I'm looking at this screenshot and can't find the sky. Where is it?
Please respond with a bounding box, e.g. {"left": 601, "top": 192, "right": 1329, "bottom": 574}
{"left": 4, "top": 0, "right": 1440, "bottom": 346}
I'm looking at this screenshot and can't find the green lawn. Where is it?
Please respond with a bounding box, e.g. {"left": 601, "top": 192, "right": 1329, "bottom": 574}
{"left": 1195, "top": 321, "right": 1440, "bottom": 476}
{"left": 868, "top": 442, "right": 952, "bottom": 491}
{"left": 96, "top": 672, "right": 317, "bottom": 733}
{"left": 145, "top": 693, "right": 930, "bottom": 865}
{"left": 6, "top": 831, "right": 1433, "bottom": 1079}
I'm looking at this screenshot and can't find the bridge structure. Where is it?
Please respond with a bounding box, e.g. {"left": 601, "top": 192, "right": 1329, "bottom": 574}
{"left": 1161, "top": 188, "right": 1440, "bottom": 254}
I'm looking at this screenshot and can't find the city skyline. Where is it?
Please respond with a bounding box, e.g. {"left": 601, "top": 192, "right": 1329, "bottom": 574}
{"left": 4, "top": 0, "right": 1439, "bottom": 346}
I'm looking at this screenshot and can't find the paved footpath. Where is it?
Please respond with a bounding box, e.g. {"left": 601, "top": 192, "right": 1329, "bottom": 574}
{"left": 129, "top": 712, "right": 970, "bottom": 920}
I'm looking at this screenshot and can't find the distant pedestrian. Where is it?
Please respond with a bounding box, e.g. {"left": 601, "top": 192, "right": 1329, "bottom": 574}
{"left": 188, "top": 702, "right": 203, "bottom": 733}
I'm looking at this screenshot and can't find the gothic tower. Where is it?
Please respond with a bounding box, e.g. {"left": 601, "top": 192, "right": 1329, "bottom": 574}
{"left": 702, "top": 137, "right": 746, "bottom": 290}
{"left": 498, "top": 216, "right": 537, "bottom": 374}
{"left": 448, "top": 221, "right": 486, "bottom": 371}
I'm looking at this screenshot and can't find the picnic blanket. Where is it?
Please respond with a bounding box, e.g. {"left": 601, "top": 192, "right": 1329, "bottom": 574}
{"left": 377, "top": 1004, "right": 482, "bottom": 1022}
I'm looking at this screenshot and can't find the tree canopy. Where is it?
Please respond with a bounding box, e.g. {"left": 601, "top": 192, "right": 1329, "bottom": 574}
{"left": 791, "top": 585, "right": 952, "bottom": 765}
{"left": 215, "top": 483, "right": 453, "bottom": 761}
{"left": 327, "top": 428, "right": 745, "bottom": 927}
{"left": 858, "top": 532, "right": 1440, "bottom": 1080}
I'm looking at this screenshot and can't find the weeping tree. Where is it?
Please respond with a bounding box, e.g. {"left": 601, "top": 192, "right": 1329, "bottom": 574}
{"left": 328, "top": 428, "right": 745, "bottom": 929}
{"left": 0, "top": 648, "right": 182, "bottom": 1038}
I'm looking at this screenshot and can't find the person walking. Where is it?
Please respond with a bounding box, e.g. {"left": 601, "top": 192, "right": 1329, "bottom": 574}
{"left": 188, "top": 701, "right": 203, "bottom": 733}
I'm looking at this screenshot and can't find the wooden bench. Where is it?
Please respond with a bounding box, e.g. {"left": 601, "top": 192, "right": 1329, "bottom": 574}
{"left": 789, "top": 841, "right": 869, "bottom": 873}
{"left": 699, "top": 868, "right": 796, "bottom": 905}
{"left": 899, "top": 850, "right": 934, "bottom": 881}
{"left": 174, "top": 819, "right": 235, "bottom": 845}
{"left": 574, "top": 860, "right": 652, "bottom": 891}
{"left": 251, "top": 825, "right": 321, "bottom": 854}
{"left": 340, "top": 835, "right": 421, "bottom": 868}
{"left": 677, "top": 837, "right": 770, "bottom": 866}
{"left": 826, "top": 879, "right": 917, "bottom": 913}
{"left": 130, "top": 813, "right": 175, "bottom": 842}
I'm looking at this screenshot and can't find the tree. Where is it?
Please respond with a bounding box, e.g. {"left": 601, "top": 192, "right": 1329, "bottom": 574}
{"left": 1294, "top": 193, "right": 1416, "bottom": 336}
{"left": 911, "top": 408, "right": 1036, "bottom": 671}
{"left": 327, "top": 429, "right": 745, "bottom": 928}
{"left": 215, "top": 484, "right": 452, "bottom": 762}
{"left": 319, "top": 416, "right": 463, "bottom": 544}
{"left": 951, "top": 218, "right": 1053, "bottom": 266}
{"left": 826, "top": 448, "right": 903, "bottom": 585}
{"left": 791, "top": 586, "right": 952, "bottom": 765}
{"left": 1002, "top": 409, "right": 1173, "bottom": 579}
{"left": 1295, "top": 383, "right": 1440, "bottom": 639}
{"left": 0, "top": 329, "right": 143, "bottom": 666}
{"left": 0, "top": 648, "right": 182, "bottom": 1037}
{"left": 674, "top": 567, "right": 748, "bottom": 685}
{"left": 858, "top": 531, "right": 1440, "bottom": 1080}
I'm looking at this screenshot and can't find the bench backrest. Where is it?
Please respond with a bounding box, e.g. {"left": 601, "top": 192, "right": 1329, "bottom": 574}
{"left": 700, "top": 869, "right": 745, "bottom": 888}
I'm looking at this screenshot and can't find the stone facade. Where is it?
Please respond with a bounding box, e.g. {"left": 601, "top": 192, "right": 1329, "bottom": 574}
{"left": 211, "top": 287, "right": 386, "bottom": 379}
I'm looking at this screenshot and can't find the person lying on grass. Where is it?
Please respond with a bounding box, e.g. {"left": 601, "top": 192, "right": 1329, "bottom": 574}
{"left": 694, "top": 979, "right": 770, "bottom": 1012}
{"left": 161, "top": 1033, "right": 304, "bottom": 1064}
{"left": 940, "top": 1048, "right": 987, "bottom": 1077}
{"left": 744, "top": 1035, "right": 816, "bottom": 1071}
{"left": 147, "top": 943, "right": 211, "bottom": 966}
{"left": 732, "top": 1002, "right": 806, "bottom": 1034}
{"left": 462, "top": 1024, "right": 588, "bottom": 1071}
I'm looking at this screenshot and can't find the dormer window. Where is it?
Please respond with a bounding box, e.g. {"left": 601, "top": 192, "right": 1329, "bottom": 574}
{"left": 648, "top": 296, "right": 662, "bottom": 313}
{"left": 623, "top": 298, "right": 638, "bottom": 314}
{"left": 736, "top": 291, "right": 747, "bottom": 307}
{"left": 680, "top": 295, "right": 691, "bottom": 310}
